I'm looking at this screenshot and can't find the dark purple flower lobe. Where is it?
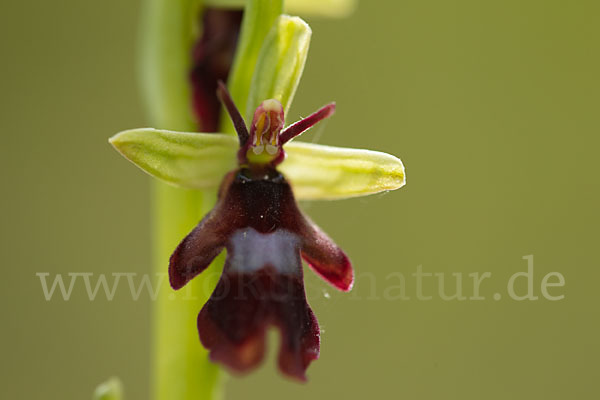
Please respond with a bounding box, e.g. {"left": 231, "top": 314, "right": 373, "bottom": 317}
{"left": 299, "top": 217, "right": 354, "bottom": 292}
{"left": 169, "top": 210, "right": 229, "bottom": 291}
{"left": 198, "top": 268, "right": 320, "bottom": 381}
{"left": 169, "top": 168, "right": 352, "bottom": 379}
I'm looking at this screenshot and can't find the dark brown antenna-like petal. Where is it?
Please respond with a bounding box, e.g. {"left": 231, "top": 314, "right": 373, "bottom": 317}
{"left": 217, "top": 80, "right": 249, "bottom": 145}
{"left": 280, "top": 102, "right": 336, "bottom": 145}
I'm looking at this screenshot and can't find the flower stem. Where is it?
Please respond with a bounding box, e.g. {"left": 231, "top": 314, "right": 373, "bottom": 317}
{"left": 140, "top": 1, "right": 223, "bottom": 399}
{"left": 152, "top": 184, "right": 222, "bottom": 400}
{"left": 140, "top": 1, "right": 290, "bottom": 398}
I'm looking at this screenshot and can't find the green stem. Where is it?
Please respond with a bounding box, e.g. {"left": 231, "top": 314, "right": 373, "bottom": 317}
{"left": 140, "top": 1, "right": 222, "bottom": 399}
{"left": 152, "top": 184, "right": 221, "bottom": 400}
{"left": 140, "top": 1, "right": 286, "bottom": 399}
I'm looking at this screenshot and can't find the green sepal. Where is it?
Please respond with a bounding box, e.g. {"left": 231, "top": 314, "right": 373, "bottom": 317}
{"left": 246, "top": 15, "right": 311, "bottom": 119}
{"left": 109, "top": 128, "right": 238, "bottom": 189}
{"left": 221, "top": 0, "right": 284, "bottom": 135}
{"left": 281, "top": 142, "right": 405, "bottom": 200}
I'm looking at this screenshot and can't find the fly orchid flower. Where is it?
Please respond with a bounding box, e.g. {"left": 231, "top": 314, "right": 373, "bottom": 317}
{"left": 111, "top": 8, "right": 404, "bottom": 384}
{"left": 168, "top": 83, "right": 350, "bottom": 380}
{"left": 110, "top": 91, "right": 405, "bottom": 379}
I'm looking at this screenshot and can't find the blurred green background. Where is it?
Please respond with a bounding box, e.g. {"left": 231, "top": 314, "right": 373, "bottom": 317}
{"left": 1, "top": 0, "right": 598, "bottom": 399}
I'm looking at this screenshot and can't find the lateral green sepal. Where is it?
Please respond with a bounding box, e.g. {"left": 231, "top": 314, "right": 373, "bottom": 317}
{"left": 109, "top": 129, "right": 238, "bottom": 189}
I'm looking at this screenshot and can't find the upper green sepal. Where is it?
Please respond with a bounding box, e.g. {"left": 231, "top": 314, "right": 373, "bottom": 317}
{"left": 220, "top": 0, "right": 284, "bottom": 135}
{"left": 221, "top": 8, "right": 311, "bottom": 135}
{"left": 109, "top": 129, "right": 405, "bottom": 200}
{"left": 246, "top": 15, "right": 311, "bottom": 119}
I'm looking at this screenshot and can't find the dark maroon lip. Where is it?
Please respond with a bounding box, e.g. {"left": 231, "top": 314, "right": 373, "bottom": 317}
{"left": 169, "top": 165, "right": 353, "bottom": 379}
{"left": 198, "top": 267, "right": 320, "bottom": 382}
